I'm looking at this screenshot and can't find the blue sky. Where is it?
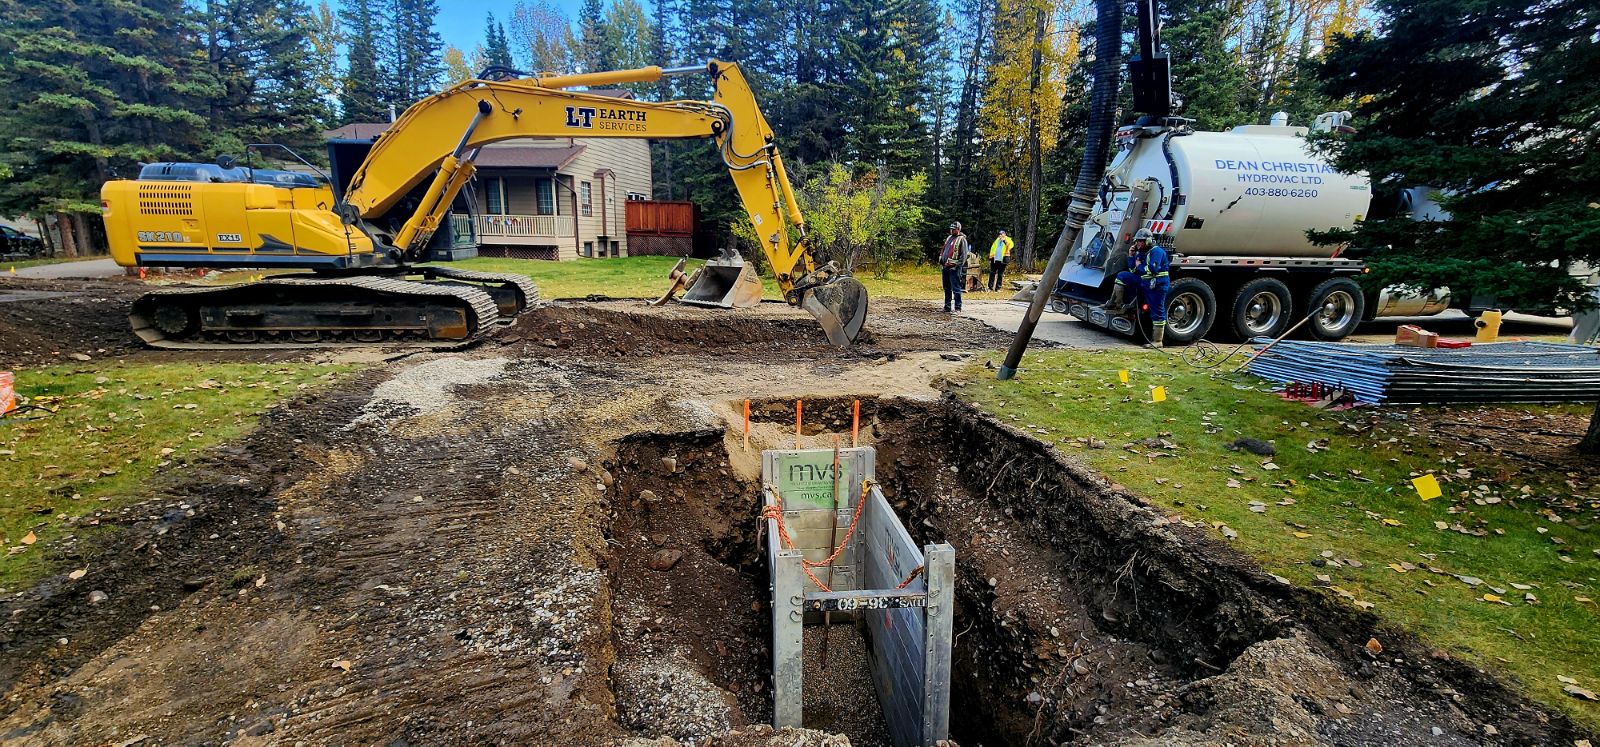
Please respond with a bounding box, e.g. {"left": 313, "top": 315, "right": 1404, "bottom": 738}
{"left": 428, "top": 0, "right": 592, "bottom": 56}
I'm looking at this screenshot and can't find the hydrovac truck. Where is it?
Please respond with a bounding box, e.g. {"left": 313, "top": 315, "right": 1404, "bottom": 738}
{"left": 1050, "top": 112, "right": 1461, "bottom": 345}
{"left": 1051, "top": 0, "right": 1452, "bottom": 345}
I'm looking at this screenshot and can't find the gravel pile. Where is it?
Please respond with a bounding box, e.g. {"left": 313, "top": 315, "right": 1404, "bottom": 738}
{"left": 800, "top": 624, "right": 891, "bottom": 746}
{"left": 613, "top": 647, "right": 742, "bottom": 744}
{"left": 349, "top": 356, "right": 509, "bottom": 427}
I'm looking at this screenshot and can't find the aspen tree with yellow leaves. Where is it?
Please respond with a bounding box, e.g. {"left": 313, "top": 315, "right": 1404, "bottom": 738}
{"left": 979, "top": 0, "right": 1073, "bottom": 268}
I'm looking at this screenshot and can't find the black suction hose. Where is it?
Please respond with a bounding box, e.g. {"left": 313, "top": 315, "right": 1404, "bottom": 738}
{"left": 998, "top": 0, "right": 1123, "bottom": 379}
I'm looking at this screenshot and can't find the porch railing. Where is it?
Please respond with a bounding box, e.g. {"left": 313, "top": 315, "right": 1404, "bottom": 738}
{"left": 451, "top": 213, "right": 574, "bottom": 239}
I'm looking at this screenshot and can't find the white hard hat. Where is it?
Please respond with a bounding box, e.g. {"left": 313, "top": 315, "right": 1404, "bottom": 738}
{"left": 1132, "top": 228, "right": 1154, "bottom": 241}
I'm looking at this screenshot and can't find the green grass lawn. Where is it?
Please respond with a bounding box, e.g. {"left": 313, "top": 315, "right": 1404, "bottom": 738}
{"left": 0, "top": 361, "right": 355, "bottom": 591}
{"left": 953, "top": 348, "right": 1600, "bottom": 727}
{"left": 5, "top": 255, "right": 103, "bottom": 271}
{"left": 448, "top": 254, "right": 1016, "bottom": 302}
{"left": 453, "top": 255, "right": 698, "bottom": 299}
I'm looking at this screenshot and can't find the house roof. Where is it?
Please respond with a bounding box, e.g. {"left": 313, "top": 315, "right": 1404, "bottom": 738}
{"left": 474, "top": 144, "right": 587, "bottom": 170}
{"left": 322, "top": 120, "right": 586, "bottom": 170}
{"left": 324, "top": 122, "right": 392, "bottom": 140}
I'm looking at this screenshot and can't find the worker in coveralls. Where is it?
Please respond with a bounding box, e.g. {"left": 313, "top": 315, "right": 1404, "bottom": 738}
{"left": 1101, "top": 228, "right": 1170, "bottom": 346}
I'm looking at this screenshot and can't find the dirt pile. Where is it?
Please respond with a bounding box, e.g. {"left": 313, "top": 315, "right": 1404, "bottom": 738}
{"left": 0, "top": 279, "right": 143, "bottom": 366}
{"left": 499, "top": 298, "right": 1014, "bottom": 361}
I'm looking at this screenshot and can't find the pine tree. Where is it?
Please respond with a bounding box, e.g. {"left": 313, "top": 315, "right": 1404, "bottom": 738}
{"left": 1311, "top": 0, "right": 1600, "bottom": 447}
{"left": 339, "top": 0, "right": 388, "bottom": 122}
{"left": 882, "top": 0, "right": 941, "bottom": 173}
{"left": 0, "top": 0, "right": 209, "bottom": 246}
{"left": 650, "top": 0, "right": 679, "bottom": 198}
{"left": 946, "top": 0, "right": 995, "bottom": 220}
{"left": 388, "top": 0, "right": 445, "bottom": 105}
{"left": 761, "top": 0, "right": 848, "bottom": 165}
{"left": 929, "top": 10, "right": 958, "bottom": 198}
{"left": 483, "top": 12, "right": 514, "bottom": 70}
{"left": 1161, "top": 0, "right": 1252, "bottom": 129}
{"left": 577, "top": 0, "right": 610, "bottom": 72}
{"left": 202, "top": 0, "right": 331, "bottom": 157}
{"left": 600, "top": 0, "right": 655, "bottom": 85}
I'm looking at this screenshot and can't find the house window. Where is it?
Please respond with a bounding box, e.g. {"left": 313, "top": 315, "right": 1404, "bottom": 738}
{"left": 582, "top": 241, "right": 593, "bottom": 258}
{"left": 627, "top": 192, "right": 647, "bottom": 201}
{"left": 610, "top": 240, "right": 620, "bottom": 257}
{"left": 580, "top": 181, "right": 593, "bottom": 217}
{"left": 536, "top": 178, "right": 555, "bottom": 216}
{"left": 484, "top": 177, "right": 507, "bottom": 215}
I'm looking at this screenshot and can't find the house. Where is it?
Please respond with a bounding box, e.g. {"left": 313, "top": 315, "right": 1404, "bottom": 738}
{"left": 324, "top": 89, "right": 653, "bottom": 261}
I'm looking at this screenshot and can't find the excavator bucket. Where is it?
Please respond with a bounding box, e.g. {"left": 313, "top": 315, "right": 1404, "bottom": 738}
{"left": 799, "top": 275, "right": 870, "bottom": 347}
{"left": 677, "top": 249, "right": 764, "bottom": 309}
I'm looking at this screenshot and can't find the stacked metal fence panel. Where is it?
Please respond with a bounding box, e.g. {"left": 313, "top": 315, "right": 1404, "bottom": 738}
{"left": 1245, "top": 340, "right": 1600, "bottom": 404}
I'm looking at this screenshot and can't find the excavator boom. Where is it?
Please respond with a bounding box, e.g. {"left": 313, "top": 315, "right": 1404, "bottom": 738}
{"left": 342, "top": 61, "right": 866, "bottom": 344}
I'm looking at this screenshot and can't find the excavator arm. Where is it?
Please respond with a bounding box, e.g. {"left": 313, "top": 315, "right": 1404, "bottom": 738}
{"left": 342, "top": 61, "right": 866, "bottom": 344}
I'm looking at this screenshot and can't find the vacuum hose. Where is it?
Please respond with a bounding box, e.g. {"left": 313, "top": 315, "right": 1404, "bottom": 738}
{"left": 998, "top": 0, "right": 1123, "bottom": 379}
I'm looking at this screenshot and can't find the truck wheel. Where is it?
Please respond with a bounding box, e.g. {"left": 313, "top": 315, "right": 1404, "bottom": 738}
{"left": 1304, "top": 277, "right": 1365, "bottom": 341}
{"left": 1230, "top": 278, "right": 1293, "bottom": 340}
{"left": 1162, "top": 278, "right": 1218, "bottom": 345}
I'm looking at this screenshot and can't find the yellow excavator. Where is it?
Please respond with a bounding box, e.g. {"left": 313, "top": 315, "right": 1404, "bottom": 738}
{"left": 100, "top": 61, "right": 869, "bottom": 347}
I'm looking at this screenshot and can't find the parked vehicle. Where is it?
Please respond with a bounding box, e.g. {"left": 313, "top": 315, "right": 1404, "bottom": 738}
{"left": 0, "top": 225, "right": 45, "bottom": 259}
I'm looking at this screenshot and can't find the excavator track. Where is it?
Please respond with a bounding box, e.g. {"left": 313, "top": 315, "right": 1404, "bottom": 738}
{"left": 129, "top": 275, "right": 516, "bottom": 350}
{"left": 412, "top": 266, "right": 540, "bottom": 318}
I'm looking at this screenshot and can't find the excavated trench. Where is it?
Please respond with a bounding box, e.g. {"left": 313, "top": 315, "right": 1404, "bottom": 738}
{"left": 597, "top": 397, "right": 1587, "bottom": 746}
{"left": 600, "top": 429, "right": 776, "bottom": 742}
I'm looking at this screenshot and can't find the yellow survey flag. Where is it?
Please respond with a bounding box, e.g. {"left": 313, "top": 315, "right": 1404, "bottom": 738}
{"left": 1118, "top": 369, "right": 1129, "bottom": 383}
{"left": 1151, "top": 386, "right": 1167, "bottom": 403}
{"left": 1412, "top": 473, "right": 1442, "bottom": 501}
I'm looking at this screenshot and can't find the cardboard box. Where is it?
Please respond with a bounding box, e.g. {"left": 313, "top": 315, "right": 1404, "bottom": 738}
{"left": 1395, "top": 325, "right": 1440, "bottom": 348}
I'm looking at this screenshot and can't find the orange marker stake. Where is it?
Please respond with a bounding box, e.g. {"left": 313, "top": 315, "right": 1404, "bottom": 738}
{"left": 795, "top": 399, "right": 803, "bottom": 446}
{"left": 743, "top": 398, "right": 751, "bottom": 452}
{"left": 851, "top": 399, "right": 860, "bottom": 447}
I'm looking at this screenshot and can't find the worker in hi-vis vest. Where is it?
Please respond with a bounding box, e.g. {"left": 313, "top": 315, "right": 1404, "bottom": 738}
{"left": 986, "top": 231, "right": 1014, "bottom": 291}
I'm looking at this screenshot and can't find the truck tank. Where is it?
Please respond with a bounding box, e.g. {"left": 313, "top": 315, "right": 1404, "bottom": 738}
{"left": 1100, "top": 124, "right": 1371, "bottom": 257}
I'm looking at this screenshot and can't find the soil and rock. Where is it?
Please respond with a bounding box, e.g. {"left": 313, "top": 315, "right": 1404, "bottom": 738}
{"left": 0, "top": 275, "right": 1595, "bottom": 745}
